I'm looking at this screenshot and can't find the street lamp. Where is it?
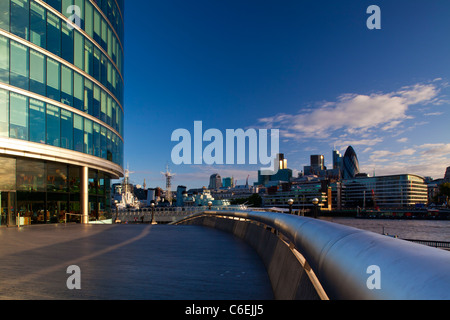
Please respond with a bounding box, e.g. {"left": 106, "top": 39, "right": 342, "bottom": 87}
{"left": 114, "top": 200, "right": 119, "bottom": 223}
{"left": 287, "top": 199, "right": 294, "bottom": 215}
{"left": 312, "top": 198, "right": 319, "bottom": 219}
{"left": 151, "top": 202, "right": 156, "bottom": 225}
{"left": 208, "top": 201, "right": 212, "bottom": 210}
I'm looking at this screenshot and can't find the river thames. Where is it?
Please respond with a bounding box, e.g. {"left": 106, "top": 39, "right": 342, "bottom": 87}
{"left": 320, "top": 217, "right": 450, "bottom": 242}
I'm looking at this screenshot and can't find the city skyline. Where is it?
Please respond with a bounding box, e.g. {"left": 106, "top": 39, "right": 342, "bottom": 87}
{"left": 123, "top": 0, "right": 450, "bottom": 189}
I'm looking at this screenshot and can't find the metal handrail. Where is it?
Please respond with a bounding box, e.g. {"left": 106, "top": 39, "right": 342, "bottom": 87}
{"left": 177, "top": 210, "right": 450, "bottom": 300}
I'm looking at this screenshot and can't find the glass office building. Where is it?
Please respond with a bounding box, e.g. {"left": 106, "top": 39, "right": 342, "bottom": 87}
{"left": 0, "top": 0, "right": 124, "bottom": 226}
{"left": 342, "top": 174, "right": 428, "bottom": 208}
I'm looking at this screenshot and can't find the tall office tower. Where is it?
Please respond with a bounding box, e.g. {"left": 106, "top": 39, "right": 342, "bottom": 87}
{"left": 332, "top": 150, "right": 342, "bottom": 170}
{"left": 209, "top": 173, "right": 222, "bottom": 190}
{"left": 278, "top": 153, "right": 287, "bottom": 170}
{"left": 310, "top": 155, "right": 325, "bottom": 171}
{"left": 343, "top": 146, "right": 360, "bottom": 179}
{"left": 444, "top": 166, "right": 450, "bottom": 182}
{"left": 0, "top": 0, "right": 125, "bottom": 226}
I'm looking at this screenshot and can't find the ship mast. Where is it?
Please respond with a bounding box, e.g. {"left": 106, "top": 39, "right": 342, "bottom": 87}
{"left": 161, "top": 164, "right": 175, "bottom": 205}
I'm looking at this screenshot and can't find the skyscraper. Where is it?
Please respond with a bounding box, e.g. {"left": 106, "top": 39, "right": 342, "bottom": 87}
{"left": 0, "top": 0, "right": 124, "bottom": 226}
{"left": 209, "top": 173, "right": 222, "bottom": 190}
{"left": 444, "top": 166, "right": 450, "bottom": 182}
{"left": 342, "top": 146, "right": 360, "bottom": 179}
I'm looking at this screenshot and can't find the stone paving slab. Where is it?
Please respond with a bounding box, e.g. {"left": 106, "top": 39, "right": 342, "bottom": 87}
{"left": 0, "top": 224, "right": 273, "bottom": 300}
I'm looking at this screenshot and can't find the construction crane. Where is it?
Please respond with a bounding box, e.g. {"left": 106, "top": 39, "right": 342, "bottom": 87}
{"left": 161, "top": 164, "right": 175, "bottom": 205}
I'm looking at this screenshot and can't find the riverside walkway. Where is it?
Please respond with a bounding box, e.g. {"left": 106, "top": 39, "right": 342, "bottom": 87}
{"left": 0, "top": 224, "right": 273, "bottom": 300}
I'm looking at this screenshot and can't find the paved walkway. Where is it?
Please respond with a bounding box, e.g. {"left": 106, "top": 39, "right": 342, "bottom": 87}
{"left": 0, "top": 224, "right": 273, "bottom": 300}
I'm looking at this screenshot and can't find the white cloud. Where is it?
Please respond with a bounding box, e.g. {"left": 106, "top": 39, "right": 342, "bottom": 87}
{"left": 258, "top": 82, "right": 441, "bottom": 139}
{"left": 362, "top": 143, "right": 450, "bottom": 178}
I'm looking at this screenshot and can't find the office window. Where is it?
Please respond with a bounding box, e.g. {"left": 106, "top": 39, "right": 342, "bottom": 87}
{"left": 30, "top": 1, "right": 46, "bottom": 48}
{"left": 73, "top": 113, "right": 83, "bottom": 152}
{"left": 106, "top": 95, "right": 112, "bottom": 126}
{"left": 93, "top": 122, "right": 100, "bottom": 157}
{"left": 10, "top": 0, "right": 29, "bottom": 40}
{"left": 0, "top": 89, "right": 8, "bottom": 137}
{"left": 93, "top": 84, "right": 100, "bottom": 118}
{"left": 30, "top": 50, "right": 46, "bottom": 96}
{"left": 73, "top": 72, "right": 83, "bottom": 110}
{"left": 74, "top": 31, "right": 84, "bottom": 70}
{"left": 60, "top": 109, "right": 73, "bottom": 150}
{"left": 111, "top": 100, "right": 116, "bottom": 131}
{"left": 100, "top": 54, "right": 107, "bottom": 85}
{"left": 100, "top": 126, "right": 106, "bottom": 159}
{"left": 61, "top": 23, "right": 74, "bottom": 64}
{"left": 74, "top": 0, "right": 84, "bottom": 29}
{"left": 10, "top": 41, "right": 29, "bottom": 90}
{"left": 47, "top": 12, "right": 61, "bottom": 57}
{"left": 93, "top": 47, "right": 100, "bottom": 80}
{"left": 106, "top": 130, "right": 112, "bottom": 161}
{"left": 0, "top": 0, "right": 10, "bottom": 32}
{"left": 111, "top": 133, "right": 117, "bottom": 164}
{"left": 47, "top": 162, "right": 68, "bottom": 192}
{"left": 61, "top": 65, "right": 73, "bottom": 106}
{"left": 101, "top": 18, "right": 107, "bottom": 50}
{"left": 107, "top": 27, "right": 112, "bottom": 58}
{"left": 84, "top": 40, "right": 93, "bottom": 76}
{"left": 46, "top": 0, "right": 61, "bottom": 12}
{"left": 29, "top": 98, "right": 46, "bottom": 144}
{"left": 16, "top": 159, "right": 45, "bottom": 192}
{"left": 84, "top": 118, "right": 93, "bottom": 155}
{"left": 0, "top": 35, "right": 9, "bottom": 84}
{"left": 84, "top": 78, "right": 93, "bottom": 115}
{"left": 107, "top": 61, "right": 112, "bottom": 90}
{"left": 84, "top": 0, "right": 93, "bottom": 38}
{"left": 93, "top": 9, "right": 101, "bottom": 44}
{"left": 46, "top": 58, "right": 60, "bottom": 101}
{"left": 0, "top": 157, "right": 16, "bottom": 191}
{"left": 9, "top": 92, "right": 28, "bottom": 141}
{"left": 100, "top": 90, "right": 106, "bottom": 122}
{"left": 62, "top": 0, "right": 73, "bottom": 18}
{"left": 46, "top": 104, "right": 60, "bottom": 147}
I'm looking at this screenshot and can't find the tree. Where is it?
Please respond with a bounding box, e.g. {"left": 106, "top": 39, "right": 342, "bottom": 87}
{"left": 439, "top": 183, "right": 450, "bottom": 197}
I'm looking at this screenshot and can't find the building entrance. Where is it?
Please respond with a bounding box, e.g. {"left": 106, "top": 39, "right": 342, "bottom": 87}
{"left": 0, "top": 192, "right": 17, "bottom": 227}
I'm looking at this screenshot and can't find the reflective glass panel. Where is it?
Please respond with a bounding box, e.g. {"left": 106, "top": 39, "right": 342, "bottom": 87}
{"left": 30, "top": 1, "right": 46, "bottom": 48}
{"left": 10, "top": 41, "right": 29, "bottom": 90}
{"left": 9, "top": 92, "right": 28, "bottom": 141}
{"left": 0, "top": 89, "right": 9, "bottom": 137}
{"left": 60, "top": 109, "right": 73, "bottom": 150}
{"left": 30, "top": 50, "right": 46, "bottom": 96}
{"left": 29, "top": 98, "right": 46, "bottom": 144}
{"left": 0, "top": 35, "right": 9, "bottom": 84}
{"left": 46, "top": 104, "right": 60, "bottom": 147}
{"left": 73, "top": 113, "right": 83, "bottom": 152}
{"left": 10, "top": 0, "right": 29, "bottom": 40}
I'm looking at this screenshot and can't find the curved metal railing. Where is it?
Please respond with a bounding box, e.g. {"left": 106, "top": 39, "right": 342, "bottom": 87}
{"left": 175, "top": 210, "right": 450, "bottom": 300}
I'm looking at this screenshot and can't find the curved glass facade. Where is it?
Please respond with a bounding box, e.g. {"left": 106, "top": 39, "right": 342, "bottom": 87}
{"left": 0, "top": 0, "right": 124, "bottom": 225}
{"left": 343, "top": 146, "right": 360, "bottom": 179}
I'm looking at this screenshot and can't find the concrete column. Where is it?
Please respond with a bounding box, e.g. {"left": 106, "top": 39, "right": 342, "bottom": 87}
{"left": 80, "top": 166, "right": 89, "bottom": 224}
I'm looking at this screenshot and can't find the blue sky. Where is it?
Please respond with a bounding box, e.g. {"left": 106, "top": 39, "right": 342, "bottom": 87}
{"left": 122, "top": 0, "right": 450, "bottom": 189}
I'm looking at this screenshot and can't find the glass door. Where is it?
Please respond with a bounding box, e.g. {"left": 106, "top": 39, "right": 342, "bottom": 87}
{"left": 0, "top": 192, "right": 7, "bottom": 226}
{"left": 0, "top": 192, "right": 17, "bottom": 227}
